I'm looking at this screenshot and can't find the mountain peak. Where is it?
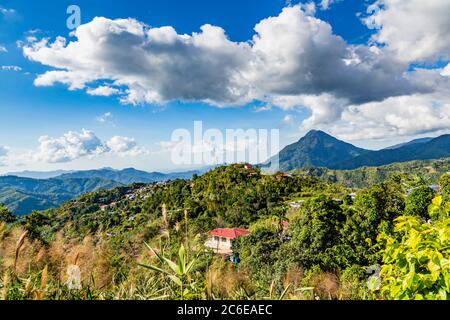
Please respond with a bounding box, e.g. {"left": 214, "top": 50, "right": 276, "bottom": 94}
{"left": 302, "top": 130, "right": 336, "bottom": 141}
{"left": 304, "top": 129, "right": 329, "bottom": 137}
{"left": 275, "top": 131, "right": 368, "bottom": 171}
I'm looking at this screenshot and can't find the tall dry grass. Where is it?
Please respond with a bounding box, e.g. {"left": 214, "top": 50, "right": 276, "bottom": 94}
{"left": 0, "top": 226, "right": 45, "bottom": 275}
{"left": 206, "top": 258, "right": 254, "bottom": 299}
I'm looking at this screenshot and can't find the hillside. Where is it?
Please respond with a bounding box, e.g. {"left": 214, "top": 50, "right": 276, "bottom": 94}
{"left": 383, "top": 137, "right": 433, "bottom": 150}
{"left": 272, "top": 130, "right": 450, "bottom": 171}
{"left": 293, "top": 158, "right": 450, "bottom": 189}
{"left": 27, "top": 164, "right": 329, "bottom": 241}
{"left": 0, "top": 176, "right": 120, "bottom": 215}
{"left": 3, "top": 170, "right": 74, "bottom": 179}
{"left": 335, "top": 134, "right": 450, "bottom": 169}
{"left": 57, "top": 167, "right": 201, "bottom": 184}
{"left": 0, "top": 167, "right": 209, "bottom": 215}
{"left": 2, "top": 163, "right": 448, "bottom": 300}
{"left": 273, "top": 130, "right": 368, "bottom": 171}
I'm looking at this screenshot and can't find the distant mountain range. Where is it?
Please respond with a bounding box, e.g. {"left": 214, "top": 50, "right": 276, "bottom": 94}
{"left": 56, "top": 167, "right": 201, "bottom": 184}
{"left": 0, "top": 168, "right": 205, "bottom": 215}
{"left": 383, "top": 137, "right": 433, "bottom": 150}
{"left": 0, "top": 176, "right": 120, "bottom": 215}
{"left": 2, "top": 131, "right": 449, "bottom": 215}
{"left": 271, "top": 130, "right": 450, "bottom": 171}
{"left": 4, "top": 170, "right": 75, "bottom": 179}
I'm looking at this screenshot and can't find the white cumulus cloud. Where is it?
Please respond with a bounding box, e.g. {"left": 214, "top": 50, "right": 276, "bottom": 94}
{"left": 364, "top": 0, "right": 450, "bottom": 63}
{"left": 35, "top": 129, "right": 107, "bottom": 163}
{"left": 87, "top": 86, "right": 121, "bottom": 97}
{"left": 23, "top": 6, "right": 430, "bottom": 107}
{"left": 106, "top": 136, "right": 148, "bottom": 156}
{"left": 20, "top": 4, "right": 450, "bottom": 139}
{"left": 34, "top": 129, "right": 147, "bottom": 163}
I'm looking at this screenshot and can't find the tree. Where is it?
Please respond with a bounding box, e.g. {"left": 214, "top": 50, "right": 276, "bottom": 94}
{"left": 377, "top": 216, "right": 450, "bottom": 300}
{"left": 405, "top": 186, "right": 435, "bottom": 219}
{"left": 0, "top": 203, "right": 16, "bottom": 223}
{"left": 281, "top": 195, "right": 346, "bottom": 269}
{"left": 439, "top": 173, "right": 450, "bottom": 202}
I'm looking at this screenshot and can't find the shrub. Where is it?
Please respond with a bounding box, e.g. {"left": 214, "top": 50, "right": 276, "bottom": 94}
{"left": 377, "top": 216, "right": 450, "bottom": 300}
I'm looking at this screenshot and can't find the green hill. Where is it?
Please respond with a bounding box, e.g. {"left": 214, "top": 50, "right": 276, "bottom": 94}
{"left": 270, "top": 130, "right": 450, "bottom": 171}
{"left": 292, "top": 158, "right": 450, "bottom": 188}
{"left": 0, "top": 176, "right": 121, "bottom": 215}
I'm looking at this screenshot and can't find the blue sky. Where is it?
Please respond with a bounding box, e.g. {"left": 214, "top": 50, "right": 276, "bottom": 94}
{"left": 0, "top": 0, "right": 449, "bottom": 172}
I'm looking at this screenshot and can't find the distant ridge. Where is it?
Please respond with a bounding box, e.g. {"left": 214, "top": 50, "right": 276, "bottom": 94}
{"left": 269, "top": 130, "right": 368, "bottom": 171}
{"left": 383, "top": 137, "right": 433, "bottom": 150}
{"left": 57, "top": 167, "right": 202, "bottom": 184}
{"left": 0, "top": 167, "right": 210, "bottom": 215}
{"left": 270, "top": 130, "right": 450, "bottom": 171}
{"left": 3, "top": 170, "right": 75, "bottom": 179}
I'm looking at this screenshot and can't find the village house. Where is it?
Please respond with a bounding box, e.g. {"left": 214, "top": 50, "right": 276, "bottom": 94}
{"left": 205, "top": 228, "right": 250, "bottom": 254}
{"left": 289, "top": 200, "right": 305, "bottom": 209}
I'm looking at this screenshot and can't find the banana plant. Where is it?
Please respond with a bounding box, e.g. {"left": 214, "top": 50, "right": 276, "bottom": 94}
{"left": 139, "top": 243, "right": 198, "bottom": 300}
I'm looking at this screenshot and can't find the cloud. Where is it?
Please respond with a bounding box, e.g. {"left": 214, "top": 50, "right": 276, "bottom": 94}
{"left": 0, "top": 146, "right": 9, "bottom": 166}
{"left": 96, "top": 112, "right": 114, "bottom": 124}
{"left": 106, "top": 136, "right": 148, "bottom": 156}
{"left": 319, "top": 0, "right": 341, "bottom": 10}
{"left": 1, "top": 65, "right": 22, "bottom": 72}
{"left": 34, "top": 129, "right": 147, "bottom": 163}
{"left": 282, "top": 115, "right": 294, "bottom": 126}
{"left": 0, "top": 7, "right": 15, "bottom": 15}
{"left": 364, "top": 0, "right": 450, "bottom": 63}
{"left": 303, "top": 79, "right": 450, "bottom": 141}
{"left": 24, "top": 20, "right": 252, "bottom": 106}
{"left": 20, "top": 4, "right": 450, "bottom": 139}
{"left": 0, "top": 147, "right": 8, "bottom": 166}
{"left": 0, "top": 45, "right": 7, "bottom": 53}
{"left": 87, "top": 86, "right": 121, "bottom": 97}
{"left": 23, "top": 5, "right": 431, "bottom": 108}
{"left": 35, "top": 129, "right": 107, "bottom": 163}
{"left": 0, "top": 146, "right": 8, "bottom": 157}
{"left": 442, "top": 63, "right": 450, "bottom": 77}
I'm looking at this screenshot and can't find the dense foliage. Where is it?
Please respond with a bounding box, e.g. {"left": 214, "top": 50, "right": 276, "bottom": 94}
{"left": 0, "top": 164, "right": 449, "bottom": 300}
{"left": 0, "top": 176, "right": 121, "bottom": 215}
{"left": 293, "top": 158, "right": 450, "bottom": 189}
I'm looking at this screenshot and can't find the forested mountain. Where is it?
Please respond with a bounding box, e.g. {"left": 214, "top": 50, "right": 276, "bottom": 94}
{"left": 0, "top": 168, "right": 206, "bottom": 214}
{"left": 1, "top": 163, "right": 448, "bottom": 300}
{"left": 3, "top": 170, "right": 74, "bottom": 179}
{"left": 383, "top": 137, "right": 433, "bottom": 150}
{"left": 0, "top": 176, "right": 120, "bottom": 215}
{"left": 57, "top": 167, "right": 201, "bottom": 184}
{"left": 273, "top": 130, "right": 450, "bottom": 171}
{"left": 336, "top": 134, "right": 450, "bottom": 169}
{"left": 273, "top": 130, "right": 368, "bottom": 171}
{"left": 293, "top": 158, "right": 450, "bottom": 188}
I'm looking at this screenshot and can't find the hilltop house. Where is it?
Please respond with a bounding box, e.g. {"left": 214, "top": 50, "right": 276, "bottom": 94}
{"left": 205, "top": 228, "right": 250, "bottom": 254}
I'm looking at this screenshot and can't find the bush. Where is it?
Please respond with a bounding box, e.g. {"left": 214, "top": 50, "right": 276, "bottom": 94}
{"left": 377, "top": 216, "right": 450, "bottom": 300}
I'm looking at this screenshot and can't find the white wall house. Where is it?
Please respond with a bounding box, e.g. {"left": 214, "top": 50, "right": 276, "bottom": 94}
{"left": 205, "top": 228, "right": 250, "bottom": 254}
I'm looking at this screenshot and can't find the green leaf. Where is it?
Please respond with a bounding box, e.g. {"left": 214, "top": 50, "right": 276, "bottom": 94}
{"left": 163, "top": 257, "right": 182, "bottom": 276}
{"left": 402, "top": 272, "right": 415, "bottom": 290}
{"left": 138, "top": 263, "right": 168, "bottom": 275}
{"left": 178, "top": 245, "right": 186, "bottom": 274}
{"left": 144, "top": 242, "right": 164, "bottom": 263}
{"left": 168, "top": 275, "right": 183, "bottom": 286}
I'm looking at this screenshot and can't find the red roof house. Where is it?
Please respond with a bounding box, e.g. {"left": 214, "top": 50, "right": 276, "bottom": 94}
{"left": 208, "top": 228, "right": 250, "bottom": 239}
{"left": 205, "top": 228, "right": 250, "bottom": 254}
